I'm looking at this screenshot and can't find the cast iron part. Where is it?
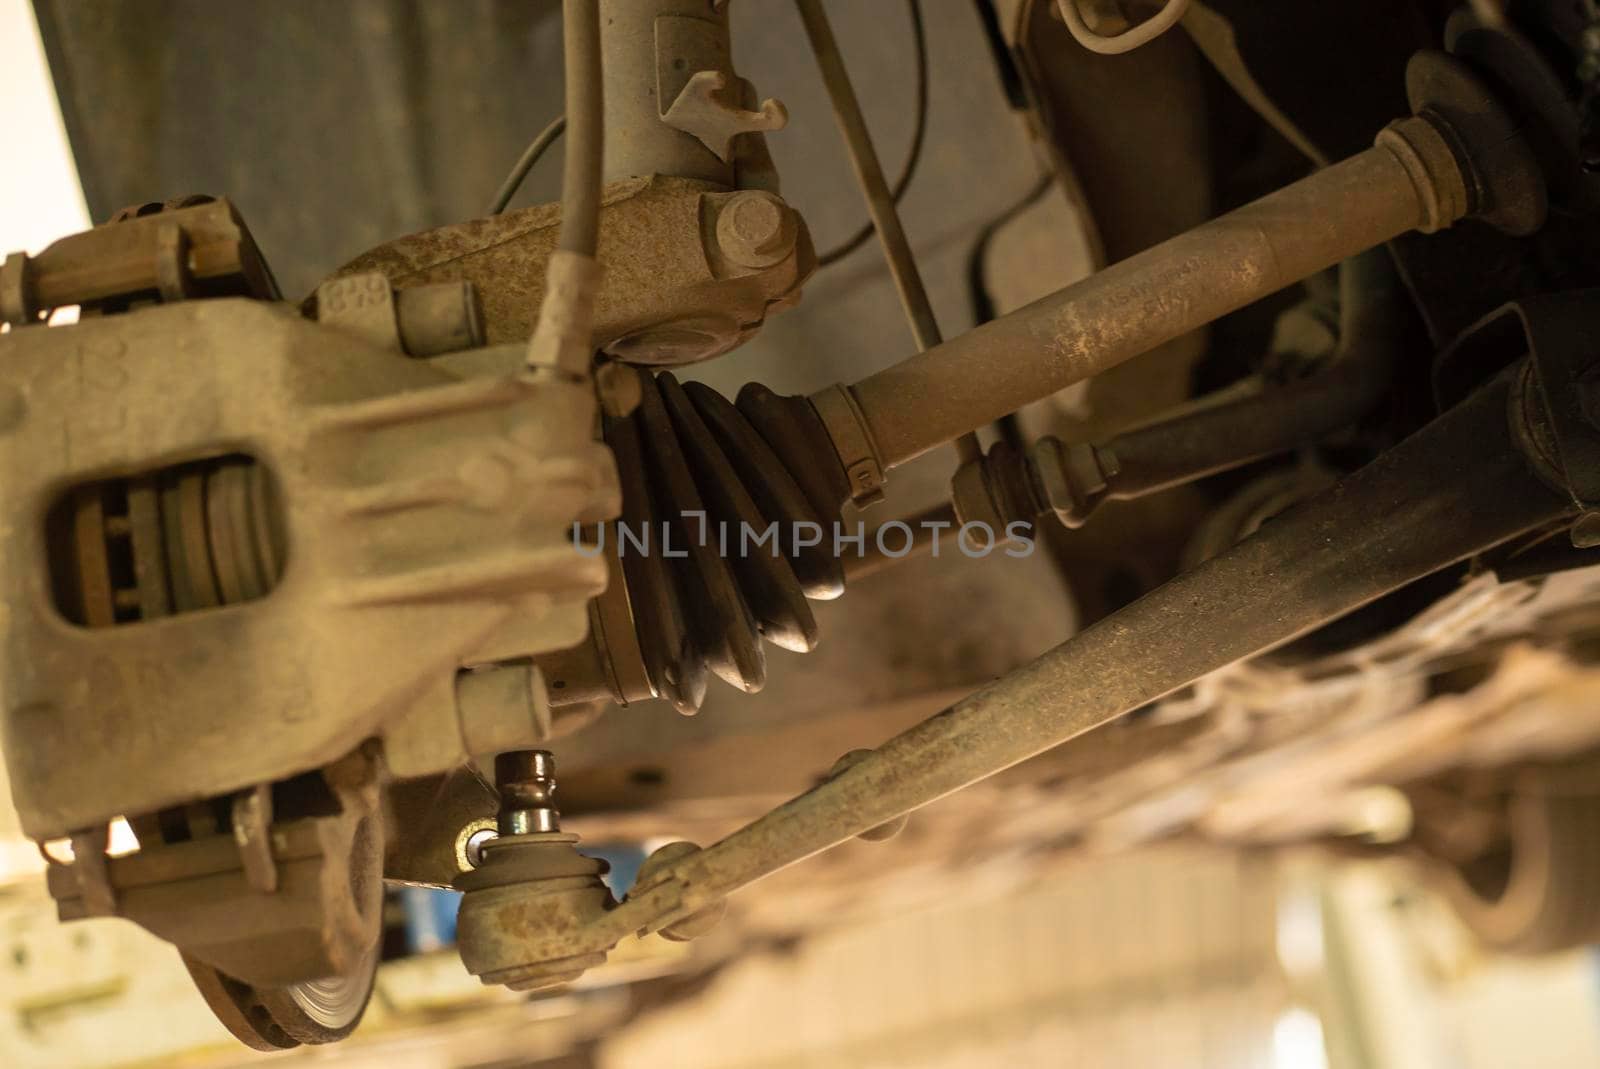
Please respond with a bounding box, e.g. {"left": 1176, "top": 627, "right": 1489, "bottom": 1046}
{"left": 44, "top": 755, "right": 390, "bottom": 1052}
{"left": 0, "top": 196, "right": 277, "bottom": 327}
{"left": 184, "top": 945, "right": 380, "bottom": 1052}
{"left": 0, "top": 210, "right": 615, "bottom": 842}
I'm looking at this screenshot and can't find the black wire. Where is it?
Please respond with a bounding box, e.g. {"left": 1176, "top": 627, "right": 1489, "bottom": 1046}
{"left": 488, "top": 113, "right": 568, "bottom": 216}
{"left": 971, "top": 0, "right": 1028, "bottom": 109}
{"left": 965, "top": 173, "right": 1053, "bottom": 326}
{"left": 816, "top": 0, "right": 929, "bottom": 267}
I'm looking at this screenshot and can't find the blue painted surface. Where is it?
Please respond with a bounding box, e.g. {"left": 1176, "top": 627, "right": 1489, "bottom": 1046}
{"left": 581, "top": 843, "right": 649, "bottom": 897}
{"left": 399, "top": 885, "right": 462, "bottom": 953}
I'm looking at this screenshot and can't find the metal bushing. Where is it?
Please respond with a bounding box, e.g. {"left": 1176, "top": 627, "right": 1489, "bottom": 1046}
{"left": 395, "top": 281, "right": 486, "bottom": 357}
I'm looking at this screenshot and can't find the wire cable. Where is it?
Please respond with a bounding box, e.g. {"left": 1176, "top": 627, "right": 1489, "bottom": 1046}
{"left": 815, "top": 0, "right": 927, "bottom": 267}
{"left": 1057, "top": 0, "right": 1190, "bottom": 56}
{"left": 523, "top": 0, "right": 604, "bottom": 378}
{"left": 488, "top": 114, "right": 567, "bottom": 216}
{"left": 556, "top": 0, "right": 603, "bottom": 255}
{"left": 965, "top": 174, "right": 1053, "bottom": 327}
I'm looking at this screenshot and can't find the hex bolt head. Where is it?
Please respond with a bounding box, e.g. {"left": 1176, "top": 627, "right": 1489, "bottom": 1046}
{"left": 716, "top": 191, "right": 797, "bottom": 269}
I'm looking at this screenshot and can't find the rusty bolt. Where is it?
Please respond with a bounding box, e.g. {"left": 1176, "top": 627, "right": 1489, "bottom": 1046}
{"left": 635, "top": 841, "right": 727, "bottom": 942}
{"left": 715, "top": 191, "right": 797, "bottom": 269}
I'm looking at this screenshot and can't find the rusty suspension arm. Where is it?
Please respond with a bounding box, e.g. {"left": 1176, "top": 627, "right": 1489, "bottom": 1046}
{"left": 615, "top": 363, "right": 1574, "bottom": 936}
{"left": 807, "top": 54, "right": 1545, "bottom": 496}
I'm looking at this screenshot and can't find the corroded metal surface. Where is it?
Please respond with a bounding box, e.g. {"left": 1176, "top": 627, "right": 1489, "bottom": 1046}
{"left": 821, "top": 112, "right": 1483, "bottom": 472}
{"left": 510, "top": 365, "right": 1573, "bottom": 972}
{"left": 325, "top": 176, "right": 814, "bottom": 365}
{"left": 0, "top": 295, "right": 616, "bottom": 837}
{"left": 1, "top": 197, "right": 276, "bottom": 326}
{"left": 15, "top": 3, "right": 1600, "bottom": 1049}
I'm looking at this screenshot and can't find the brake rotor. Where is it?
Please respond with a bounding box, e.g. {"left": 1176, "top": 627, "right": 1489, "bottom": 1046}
{"left": 183, "top": 940, "right": 380, "bottom": 1051}
{"left": 173, "top": 765, "right": 386, "bottom": 1049}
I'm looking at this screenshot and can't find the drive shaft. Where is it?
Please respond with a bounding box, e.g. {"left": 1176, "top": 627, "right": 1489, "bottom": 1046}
{"left": 811, "top": 53, "right": 1545, "bottom": 491}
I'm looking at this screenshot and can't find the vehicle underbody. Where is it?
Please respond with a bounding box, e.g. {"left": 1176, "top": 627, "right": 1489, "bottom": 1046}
{"left": 5, "top": 0, "right": 1600, "bottom": 1051}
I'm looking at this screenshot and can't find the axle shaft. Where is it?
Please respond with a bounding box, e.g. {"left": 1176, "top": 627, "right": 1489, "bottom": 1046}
{"left": 812, "top": 54, "right": 1544, "bottom": 487}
